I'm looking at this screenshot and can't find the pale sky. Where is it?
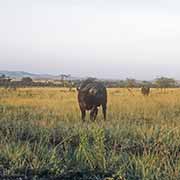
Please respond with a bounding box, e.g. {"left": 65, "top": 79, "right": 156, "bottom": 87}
{"left": 0, "top": 0, "right": 180, "bottom": 80}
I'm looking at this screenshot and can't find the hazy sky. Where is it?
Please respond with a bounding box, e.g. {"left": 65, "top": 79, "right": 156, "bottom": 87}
{"left": 0, "top": 0, "right": 180, "bottom": 80}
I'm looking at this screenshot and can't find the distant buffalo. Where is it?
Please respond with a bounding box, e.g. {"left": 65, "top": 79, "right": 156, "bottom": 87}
{"left": 141, "top": 86, "right": 150, "bottom": 96}
{"left": 77, "top": 79, "right": 107, "bottom": 121}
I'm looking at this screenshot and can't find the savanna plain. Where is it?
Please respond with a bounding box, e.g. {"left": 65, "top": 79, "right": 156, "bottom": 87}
{"left": 1, "top": 87, "right": 180, "bottom": 180}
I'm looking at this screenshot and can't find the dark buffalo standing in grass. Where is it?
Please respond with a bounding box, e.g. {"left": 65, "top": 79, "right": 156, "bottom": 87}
{"left": 141, "top": 86, "right": 150, "bottom": 96}
{"left": 77, "top": 79, "right": 107, "bottom": 121}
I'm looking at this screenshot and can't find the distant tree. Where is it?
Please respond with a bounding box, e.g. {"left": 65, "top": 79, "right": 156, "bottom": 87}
{"left": 86, "top": 77, "right": 97, "bottom": 82}
{"left": 0, "top": 75, "right": 12, "bottom": 88}
{"left": 0, "top": 74, "right": 6, "bottom": 78}
{"left": 21, "top": 77, "right": 33, "bottom": 83}
{"left": 60, "top": 74, "right": 71, "bottom": 87}
{"left": 141, "top": 81, "right": 152, "bottom": 87}
{"left": 125, "top": 78, "right": 137, "bottom": 88}
{"left": 117, "top": 80, "right": 126, "bottom": 87}
{"left": 68, "top": 81, "right": 73, "bottom": 91}
{"left": 21, "top": 77, "right": 33, "bottom": 85}
{"left": 155, "top": 77, "right": 177, "bottom": 89}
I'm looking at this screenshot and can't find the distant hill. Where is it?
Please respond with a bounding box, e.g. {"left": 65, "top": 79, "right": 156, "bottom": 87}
{"left": 0, "top": 71, "right": 80, "bottom": 80}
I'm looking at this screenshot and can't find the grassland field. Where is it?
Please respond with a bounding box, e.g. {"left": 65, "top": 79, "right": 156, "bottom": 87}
{"left": 1, "top": 87, "right": 180, "bottom": 179}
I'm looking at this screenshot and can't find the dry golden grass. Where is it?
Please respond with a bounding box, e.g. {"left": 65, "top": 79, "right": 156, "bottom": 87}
{"left": 1, "top": 87, "right": 180, "bottom": 116}
{"left": 1, "top": 87, "right": 180, "bottom": 127}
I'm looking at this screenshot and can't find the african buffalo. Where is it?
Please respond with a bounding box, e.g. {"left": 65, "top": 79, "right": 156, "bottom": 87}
{"left": 141, "top": 86, "right": 150, "bottom": 96}
{"left": 77, "top": 79, "right": 107, "bottom": 121}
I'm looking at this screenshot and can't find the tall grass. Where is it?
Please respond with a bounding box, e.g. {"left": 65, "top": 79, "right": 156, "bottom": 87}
{"left": 0, "top": 87, "right": 180, "bottom": 179}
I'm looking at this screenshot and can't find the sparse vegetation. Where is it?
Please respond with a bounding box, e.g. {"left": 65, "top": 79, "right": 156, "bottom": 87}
{"left": 0, "top": 87, "right": 180, "bottom": 179}
{"left": 155, "top": 77, "right": 177, "bottom": 89}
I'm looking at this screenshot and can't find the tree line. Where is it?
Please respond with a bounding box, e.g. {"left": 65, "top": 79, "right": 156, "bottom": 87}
{"left": 103, "top": 77, "right": 178, "bottom": 88}
{"left": 0, "top": 74, "right": 179, "bottom": 89}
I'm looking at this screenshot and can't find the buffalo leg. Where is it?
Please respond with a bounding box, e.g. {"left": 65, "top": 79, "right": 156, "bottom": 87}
{"left": 81, "top": 109, "right": 86, "bottom": 121}
{"left": 102, "top": 104, "right": 107, "bottom": 120}
{"left": 93, "top": 108, "right": 98, "bottom": 120}
{"left": 90, "top": 109, "right": 94, "bottom": 121}
{"left": 90, "top": 107, "right": 98, "bottom": 121}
